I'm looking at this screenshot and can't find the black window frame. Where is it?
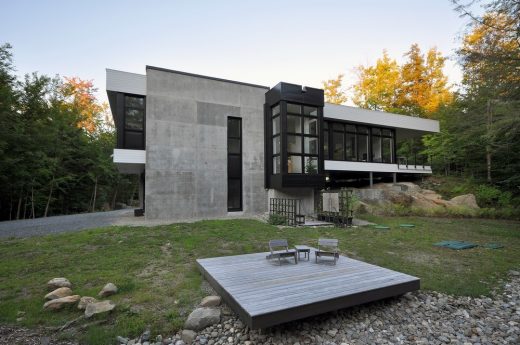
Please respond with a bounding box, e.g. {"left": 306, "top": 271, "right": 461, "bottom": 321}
{"left": 123, "top": 94, "right": 146, "bottom": 150}
{"left": 271, "top": 104, "right": 281, "bottom": 175}
{"left": 227, "top": 117, "right": 242, "bottom": 212}
{"left": 286, "top": 102, "right": 319, "bottom": 174}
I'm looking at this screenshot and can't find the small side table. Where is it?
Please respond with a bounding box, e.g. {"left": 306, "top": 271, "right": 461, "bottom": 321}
{"left": 294, "top": 245, "right": 311, "bottom": 261}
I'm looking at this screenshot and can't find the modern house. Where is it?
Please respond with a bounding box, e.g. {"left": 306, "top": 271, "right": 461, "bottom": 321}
{"left": 107, "top": 66, "right": 439, "bottom": 220}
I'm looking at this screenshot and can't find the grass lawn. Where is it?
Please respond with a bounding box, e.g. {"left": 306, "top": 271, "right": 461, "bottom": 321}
{"left": 0, "top": 216, "right": 519, "bottom": 344}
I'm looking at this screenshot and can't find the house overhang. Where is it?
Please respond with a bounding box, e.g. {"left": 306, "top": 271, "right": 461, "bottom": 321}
{"left": 324, "top": 103, "right": 440, "bottom": 139}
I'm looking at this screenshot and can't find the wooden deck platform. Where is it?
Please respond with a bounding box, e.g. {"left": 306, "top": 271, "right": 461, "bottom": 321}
{"left": 196, "top": 250, "right": 420, "bottom": 329}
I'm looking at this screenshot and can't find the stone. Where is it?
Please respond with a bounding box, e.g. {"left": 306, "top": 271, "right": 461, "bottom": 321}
{"left": 44, "top": 287, "right": 72, "bottom": 300}
{"left": 181, "top": 330, "right": 196, "bottom": 344}
{"left": 117, "top": 336, "right": 129, "bottom": 344}
{"left": 184, "top": 308, "right": 221, "bottom": 331}
{"left": 449, "top": 194, "right": 480, "bottom": 209}
{"left": 47, "top": 277, "right": 72, "bottom": 290}
{"left": 78, "top": 296, "right": 98, "bottom": 310}
{"left": 43, "top": 294, "right": 80, "bottom": 310}
{"left": 200, "top": 296, "right": 222, "bottom": 307}
{"left": 98, "top": 282, "right": 118, "bottom": 297}
{"left": 174, "top": 341, "right": 185, "bottom": 345}
{"left": 84, "top": 300, "right": 116, "bottom": 318}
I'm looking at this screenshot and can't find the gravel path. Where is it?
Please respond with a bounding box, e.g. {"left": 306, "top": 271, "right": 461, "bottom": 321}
{"left": 0, "top": 209, "right": 137, "bottom": 239}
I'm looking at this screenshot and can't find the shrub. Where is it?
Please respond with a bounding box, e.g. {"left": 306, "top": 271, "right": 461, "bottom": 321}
{"left": 268, "top": 213, "right": 287, "bottom": 225}
{"left": 475, "top": 184, "right": 514, "bottom": 208}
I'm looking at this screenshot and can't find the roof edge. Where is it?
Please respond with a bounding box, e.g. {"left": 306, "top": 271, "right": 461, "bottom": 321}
{"left": 146, "top": 65, "right": 270, "bottom": 90}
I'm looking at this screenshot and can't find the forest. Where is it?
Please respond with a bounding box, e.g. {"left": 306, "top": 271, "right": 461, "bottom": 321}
{"left": 0, "top": 0, "right": 518, "bottom": 221}
{"left": 323, "top": 0, "right": 519, "bottom": 213}
{"left": 0, "top": 44, "right": 136, "bottom": 221}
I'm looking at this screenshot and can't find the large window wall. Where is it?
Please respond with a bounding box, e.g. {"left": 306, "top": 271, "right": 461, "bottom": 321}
{"left": 123, "top": 94, "right": 145, "bottom": 149}
{"left": 324, "top": 121, "right": 395, "bottom": 164}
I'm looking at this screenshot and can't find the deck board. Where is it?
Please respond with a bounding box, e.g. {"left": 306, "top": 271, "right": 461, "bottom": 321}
{"left": 197, "top": 249, "right": 419, "bottom": 329}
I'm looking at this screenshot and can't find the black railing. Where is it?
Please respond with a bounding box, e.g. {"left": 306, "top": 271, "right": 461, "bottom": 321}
{"left": 269, "top": 198, "right": 305, "bottom": 226}
{"left": 397, "top": 156, "right": 430, "bottom": 170}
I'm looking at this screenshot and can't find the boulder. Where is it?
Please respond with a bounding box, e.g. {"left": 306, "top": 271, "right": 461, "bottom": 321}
{"left": 98, "top": 283, "right": 118, "bottom": 297}
{"left": 84, "top": 300, "right": 116, "bottom": 318}
{"left": 184, "top": 307, "right": 220, "bottom": 331}
{"left": 47, "top": 278, "right": 72, "bottom": 290}
{"left": 43, "top": 295, "right": 80, "bottom": 310}
{"left": 449, "top": 194, "right": 479, "bottom": 209}
{"left": 200, "top": 296, "right": 221, "bottom": 307}
{"left": 181, "top": 330, "right": 197, "bottom": 344}
{"left": 78, "top": 296, "right": 98, "bottom": 310}
{"left": 44, "top": 287, "right": 72, "bottom": 300}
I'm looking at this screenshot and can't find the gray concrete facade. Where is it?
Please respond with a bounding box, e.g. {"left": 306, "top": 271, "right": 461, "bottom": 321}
{"left": 145, "top": 68, "right": 267, "bottom": 220}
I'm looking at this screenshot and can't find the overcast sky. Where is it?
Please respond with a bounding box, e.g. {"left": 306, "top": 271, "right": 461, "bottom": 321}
{"left": 2, "top": 0, "right": 472, "bottom": 102}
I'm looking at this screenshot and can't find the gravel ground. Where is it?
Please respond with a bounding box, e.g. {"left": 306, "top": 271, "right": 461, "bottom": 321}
{"left": 1, "top": 271, "right": 518, "bottom": 345}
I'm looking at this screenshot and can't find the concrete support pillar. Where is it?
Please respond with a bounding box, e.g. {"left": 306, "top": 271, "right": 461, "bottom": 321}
{"left": 369, "top": 172, "right": 373, "bottom": 188}
{"left": 393, "top": 172, "right": 397, "bottom": 184}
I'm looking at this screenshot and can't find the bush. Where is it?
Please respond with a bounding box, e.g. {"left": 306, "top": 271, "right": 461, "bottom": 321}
{"left": 475, "top": 184, "right": 513, "bottom": 207}
{"left": 268, "top": 213, "right": 287, "bottom": 225}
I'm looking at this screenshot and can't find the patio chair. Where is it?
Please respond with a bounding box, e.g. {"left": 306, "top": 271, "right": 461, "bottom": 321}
{"left": 315, "top": 238, "right": 339, "bottom": 265}
{"left": 266, "top": 239, "right": 297, "bottom": 265}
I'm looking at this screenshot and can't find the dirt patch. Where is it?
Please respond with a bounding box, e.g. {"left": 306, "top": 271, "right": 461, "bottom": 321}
{"left": 0, "top": 324, "right": 78, "bottom": 345}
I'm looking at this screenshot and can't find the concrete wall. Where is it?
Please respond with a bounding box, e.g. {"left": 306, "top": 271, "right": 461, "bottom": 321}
{"left": 145, "top": 69, "right": 267, "bottom": 220}
{"left": 267, "top": 188, "right": 315, "bottom": 216}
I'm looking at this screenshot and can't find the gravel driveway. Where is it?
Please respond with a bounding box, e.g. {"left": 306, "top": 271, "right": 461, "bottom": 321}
{"left": 0, "top": 209, "right": 142, "bottom": 239}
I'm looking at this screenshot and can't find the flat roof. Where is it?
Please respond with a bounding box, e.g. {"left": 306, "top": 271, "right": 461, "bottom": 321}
{"left": 106, "top": 68, "right": 146, "bottom": 95}
{"left": 324, "top": 103, "right": 440, "bottom": 133}
{"left": 197, "top": 249, "right": 420, "bottom": 329}
{"left": 146, "top": 65, "right": 269, "bottom": 90}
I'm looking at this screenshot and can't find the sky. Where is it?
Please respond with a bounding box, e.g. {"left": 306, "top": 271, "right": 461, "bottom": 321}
{"left": 2, "top": 0, "right": 473, "bottom": 103}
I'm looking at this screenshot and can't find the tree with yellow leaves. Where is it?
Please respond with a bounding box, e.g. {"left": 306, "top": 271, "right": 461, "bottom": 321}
{"left": 322, "top": 74, "right": 347, "bottom": 104}
{"left": 352, "top": 50, "right": 401, "bottom": 113}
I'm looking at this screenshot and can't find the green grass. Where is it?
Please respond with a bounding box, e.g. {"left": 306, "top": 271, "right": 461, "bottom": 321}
{"left": 0, "top": 217, "right": 519, "bottom": 344}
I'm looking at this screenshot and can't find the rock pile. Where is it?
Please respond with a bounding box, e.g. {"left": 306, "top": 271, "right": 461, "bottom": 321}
{"left": 118, "top": 271, "right": 519, "bottom": 344}
{"left": 42, "top": 277, "right": 117, "bottom": 319}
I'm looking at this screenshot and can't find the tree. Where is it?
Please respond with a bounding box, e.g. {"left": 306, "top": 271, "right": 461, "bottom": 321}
{"left": 322, "top": 74, "right": 347, "bottom": 104}
{"left": 353, "top": 50, "right": 401, "bottom": 112}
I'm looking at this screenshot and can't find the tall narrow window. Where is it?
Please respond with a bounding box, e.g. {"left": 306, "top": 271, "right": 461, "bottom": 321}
{"left": 227, "top": 118, "right": 242, "bottom": 211}
{"left": 271, "top": 104, "right": 281, "bottom": 174}
{"left": 124, "top": 95, "right": 145, "bottom": 149}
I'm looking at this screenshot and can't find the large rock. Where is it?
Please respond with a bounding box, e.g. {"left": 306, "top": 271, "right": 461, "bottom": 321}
{"left": 47, "top": 278, "right": 72, "bottom": 290}
{"left": 44, "top": 287, "right": 72, "bottom": 300}
{"left": 43, "top": 295, "right": 80, "bottom": 310}
{"left": 184, "top": 307, "right": 220, "bottom": 331}
{"left": 78, "top": 296, "right": 98, "bottom": 310}
{"left": 98, "top": 283, "right": 118, "bottom": 297}
{"left": 84, "top": 300, "right": 116, "bottom": 318}
{"left": 449, "top": 194, "right": 479, "bottom": 209}
{"left": 200, "top": 296, "right": 221, "bottom": 307}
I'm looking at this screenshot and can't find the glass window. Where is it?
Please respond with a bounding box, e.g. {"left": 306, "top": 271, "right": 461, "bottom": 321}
{"left": 357, "top": 133, "right": 368, "bottom": 162}
{"left": 346, "top": 124, "right": 356, "bottom": 133}
{"left": 125, "top": 108, "right": 144, "bottom": 130}
{"left": 304, "top": 157, "right": 318, "bottom": 174}
{"left": 372, "top": 128, "right": 381, "bottom": 136}
{"left": 333, "top": 123, "right": 344, "bottom": 131}
{"left": 287, "top": 103, "right": 301, "bottom": 114}
{"left": 382, "top": 137, "right": 393, "bottom": 163}
{"left": 303, "top": 106, "right": 318, "bottom": 116}
{"left": 272, "top": 104, "right": 280, "bottom": 116}
{"left": 382, "top": 129, "right": 393, "bottom": 137}
{"left": 228, "top": 118, "right": 241, "bottom": 138}
{"left": 346, "top": 132, "right": 356, "bottom": 161}
{"left": 332, "top": 131, "right": 344, "bottom": 160}
{"left": 372, "top": 135, "right": 382, "bottom": 162}
{"left": 273, "top": 156, "right": 280, "bottom": 174}
{"left": 304, "top": 137, "right": 318, "bottom": 154}
{"left": 323, "top": 121, "right": 329, "bottom": 130}
{"left": 227, "top": 179, "right": 241, "bottom": 210}
{"left": 125, "top": 96, "right": 144, "bottom": 109}
{"left": 228, "top": 138, "right": 241, "bottom": 154}
{"left": 304, "top": 117, "right": 318, "bottom": 135}
{"left": 323, "top": 130, "right": 329, "bottom": 159}
{"left": 288, "top": 155, "right": 302, "bottom": 173}
{"left": 357, "top": 126, "right": 368, "bottom": 134}
{"left": 287, "top": 135, "right": 302, "bottom": 153}
{"left": 287, "top": 115, "right": 302, "bottom": 133}
{"left": 272, "top": 136, "right": 280, "bottom": 155}
{"left": 272, "top": 116, "right": 280, "bottom": 135}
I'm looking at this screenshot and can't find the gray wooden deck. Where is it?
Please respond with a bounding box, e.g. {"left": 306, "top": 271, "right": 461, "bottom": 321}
{"left": 196, "top": 250, "right": 420, "bottom": 329}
